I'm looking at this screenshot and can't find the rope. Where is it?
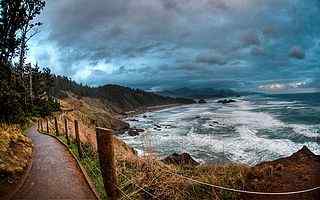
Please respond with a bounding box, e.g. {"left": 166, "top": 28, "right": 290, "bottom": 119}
{"left": 114, "top": 183, "right": 134, "bottom": 200}
{"left": 117, "top": 171, "right": 158, "bottom": 199}
{"left": 164, "top": 168, "right": 320, "bottom": 195}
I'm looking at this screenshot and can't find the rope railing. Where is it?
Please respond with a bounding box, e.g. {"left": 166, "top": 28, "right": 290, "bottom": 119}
{"left": 113, "top": 183, "right": 134, "bottom": 200}
{"left": 117, "top": 171, "right": 158, "bottom": 199}
{"left": 161, "top": 166, "right": 320, "bottom": 196}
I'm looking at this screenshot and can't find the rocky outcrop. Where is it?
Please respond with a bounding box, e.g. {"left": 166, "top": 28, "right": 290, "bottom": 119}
{"left": 198, "top": 99, "right": 207, "bottom": 104}
{"left": 243, "top": 146, "right": 320, "bottom": 200}
{"left": 110, "top": 118, "right": 130, "bottom": 134}
{"left": 217, "top": 99, "right": 236, "bottom": 104}
{"left": 161, "top": 153, "right": 200, "bottom": 166}
{"left": 127, "top": 128, "right": 144, "bottom": 136}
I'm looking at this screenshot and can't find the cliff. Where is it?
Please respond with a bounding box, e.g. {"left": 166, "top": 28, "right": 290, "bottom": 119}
{"left": 243, "top": 146, "right": 320, "bottom": 200}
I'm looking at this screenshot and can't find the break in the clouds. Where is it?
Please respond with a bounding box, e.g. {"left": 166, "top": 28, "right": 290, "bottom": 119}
{"left": 29, "top": 0, "right": 320, "bottom": 91}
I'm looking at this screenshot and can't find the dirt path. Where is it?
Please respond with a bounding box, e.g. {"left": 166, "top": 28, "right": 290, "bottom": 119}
{"left": 12, "top": 127, "right": 97, "bottom": 200}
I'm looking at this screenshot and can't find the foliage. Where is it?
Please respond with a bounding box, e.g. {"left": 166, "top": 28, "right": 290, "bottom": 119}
{"left": 52, "top": 75, "right": 195, "bottom": 113}
{"left": 0, "top": 0, "right": 58, "bottom": 123}
{"left": 0, "top": 124, "right": 32, "bottom": 175}
{"left": 0, "top": 0, "right": 45, "bottom": 64}
{"left": 0, "top": 62, "right": 59, "bottom": 123}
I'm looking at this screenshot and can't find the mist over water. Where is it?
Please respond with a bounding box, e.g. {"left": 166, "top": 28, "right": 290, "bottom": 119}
{"left": 120, "top": 93, "right": 320, "bottom": 165}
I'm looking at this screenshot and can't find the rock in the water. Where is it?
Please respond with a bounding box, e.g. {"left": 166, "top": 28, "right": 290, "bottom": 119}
{"left": 217, "top": 99, "right": 236, "bottom": 104}
{"left": 128, "top": 118, "right": 139, "bottom": 122}
{"left": 198, "top": 99, "right": 207, "bottom": 104}
{"left": 161, "top": 153, "right": 199, "bottom": 166}
{"left": 127, "top": 128, "right": 144, "bottom": 136}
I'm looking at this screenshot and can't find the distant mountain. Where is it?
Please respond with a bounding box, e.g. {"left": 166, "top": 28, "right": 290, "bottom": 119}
{"left": 52, "top": 76, "right": 195, "bottom": 113}
{"left": 158, "top": 87, "right": 242, "bottom": 99}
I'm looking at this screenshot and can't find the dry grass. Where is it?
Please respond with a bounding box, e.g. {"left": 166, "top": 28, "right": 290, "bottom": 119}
{"left": 0, "top": 124, "right": 32, "bottom": 175}
{"left": 116, "top": 153, "right": 250, "bottom": 200}
{"left": 0, "top": 123, "right": 33, "bottom": 198}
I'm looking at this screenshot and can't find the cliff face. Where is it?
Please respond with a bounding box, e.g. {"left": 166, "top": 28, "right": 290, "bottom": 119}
{"left": 243, "top": 146, "right": 320, "bottom": 200}
{"left": 59, "top": 92, "right": 130, "bottom": 133}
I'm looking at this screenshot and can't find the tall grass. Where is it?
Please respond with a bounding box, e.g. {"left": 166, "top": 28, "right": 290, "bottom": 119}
{"left": 0, "top": 124, "right": 32, "bottom": 175}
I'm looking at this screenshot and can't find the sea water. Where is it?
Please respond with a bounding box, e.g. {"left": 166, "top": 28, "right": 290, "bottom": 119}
{"left": 119, "top": 92, "right": 320, "bottom": 165}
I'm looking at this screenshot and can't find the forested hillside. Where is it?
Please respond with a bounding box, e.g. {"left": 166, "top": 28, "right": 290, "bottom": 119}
{"left": 52, "top": 75, "right": 195, "bottom": 113}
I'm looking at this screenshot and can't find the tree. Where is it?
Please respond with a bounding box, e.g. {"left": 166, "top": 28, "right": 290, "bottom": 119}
{"left": 0, "top": 0, "right": 45, "bottom": 66}
{"left": 0, "top": 0, "right": 24, "bottom": 64}
{"left": 0, "top": 0, "right": 57, "bottom": 123}
{"left": 18, "top": 0, "right": 45, "bottom": 70}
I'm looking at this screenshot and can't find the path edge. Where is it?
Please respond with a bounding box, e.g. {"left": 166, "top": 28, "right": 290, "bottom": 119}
{"left": 39, "top": 131, "right": 101, "bottom": 200}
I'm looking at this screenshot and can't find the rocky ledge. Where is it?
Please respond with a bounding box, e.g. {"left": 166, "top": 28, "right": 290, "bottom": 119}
{"left": 198, "top": 99, "right": 207, "bottom": 104}
{"left": 127, "top": 128, "right": 145, "bottom": 136}
{"left": 217, "top": 99, "right": 236, "bottom": 104}
{"left": 243, "top": 146, "right": 320, "bottom": 200}
{"left": 161, "top": 153, "right": 200, "bottom": 166}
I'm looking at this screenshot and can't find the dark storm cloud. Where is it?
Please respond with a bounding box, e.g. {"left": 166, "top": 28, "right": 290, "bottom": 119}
{"left": 195, "top": 51, "right": 227, "bottom": 65}
{"left": 30, "top": 0, "right": 320, "bottom": 91}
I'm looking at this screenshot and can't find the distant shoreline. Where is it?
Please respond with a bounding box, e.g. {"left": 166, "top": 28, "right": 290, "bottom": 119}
{"left": 121, "top": 103, "right": 185, "bottom": 119}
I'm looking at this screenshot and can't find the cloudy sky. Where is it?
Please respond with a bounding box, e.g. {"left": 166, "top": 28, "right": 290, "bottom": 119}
{"left": 29, "top": 0, "right": 320, "bottom": 92}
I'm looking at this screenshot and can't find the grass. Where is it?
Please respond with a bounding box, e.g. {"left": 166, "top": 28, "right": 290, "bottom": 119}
{"left": 114, "top": 155, "right": 249, "bottom": 200}
{"left": 0, "top": 123, "right": 33, "bottom": 198}
{"left": 0, "top": 124, "right": 32, "bottom": 175}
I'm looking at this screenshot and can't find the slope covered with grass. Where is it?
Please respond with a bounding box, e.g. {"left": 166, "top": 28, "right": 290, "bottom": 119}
{"left": 0, "top": 124, "right": 33, "bottom": 198}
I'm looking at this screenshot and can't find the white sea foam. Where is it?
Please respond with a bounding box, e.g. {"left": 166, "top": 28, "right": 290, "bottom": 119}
{"left": 290, "top": 124, "right": 320, "bottom": 138}
{"left": 122, "top": 97, "right": 320, "bottom": 165}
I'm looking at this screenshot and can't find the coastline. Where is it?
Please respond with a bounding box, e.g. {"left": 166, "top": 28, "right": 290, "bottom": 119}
{"left": 121, "top": 103, "right": 186, "bottom": 119}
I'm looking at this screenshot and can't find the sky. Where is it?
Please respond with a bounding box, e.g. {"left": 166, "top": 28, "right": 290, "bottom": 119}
{"left": 29, "top": 0, "right": 320, "bottom": 92}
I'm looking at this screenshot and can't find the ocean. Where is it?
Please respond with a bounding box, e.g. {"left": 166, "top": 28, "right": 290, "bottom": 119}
{"left": 120, "top": 92, "right": 320, "bottom": 165}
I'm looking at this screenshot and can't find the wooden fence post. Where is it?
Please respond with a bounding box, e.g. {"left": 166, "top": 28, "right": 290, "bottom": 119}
{"left": 40, "top": 119, "right": 43, "bottom": 132}
{"left": 64, "top": 118, "right": 70, "bottom": 145}
{"left": 74, "top": 120, "right": 83, "bottom": 158}
{"left": 96, "top": 127, "right": 119, "bottom": 200}
{"left": 46, "top": 118, "right": 49, "bottom": 133}
{"left": 54, "top": 117, "right": 59, "bottom": 136}
{"left": 37, "top": 120, "right": 40, "bottom": 131}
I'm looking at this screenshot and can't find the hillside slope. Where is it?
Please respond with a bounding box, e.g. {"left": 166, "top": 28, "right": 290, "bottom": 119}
{"left": 91, "top": 85, "right": 195, "bottom": 113}
{"left": 52, "top": 76, "right": 195, "bottom": 114}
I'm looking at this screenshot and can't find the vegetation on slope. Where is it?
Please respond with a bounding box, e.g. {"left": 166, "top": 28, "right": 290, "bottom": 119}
{"left": 0, "top": 124, "right": 32, "bottom": 198}
{"left": 52, "top": 76, "right": 195, "bottom": 114}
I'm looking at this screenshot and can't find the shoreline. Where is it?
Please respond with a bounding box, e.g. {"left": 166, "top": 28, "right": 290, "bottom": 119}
{"left": 121, "top": 103, "right": 186, "bottom": 119}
